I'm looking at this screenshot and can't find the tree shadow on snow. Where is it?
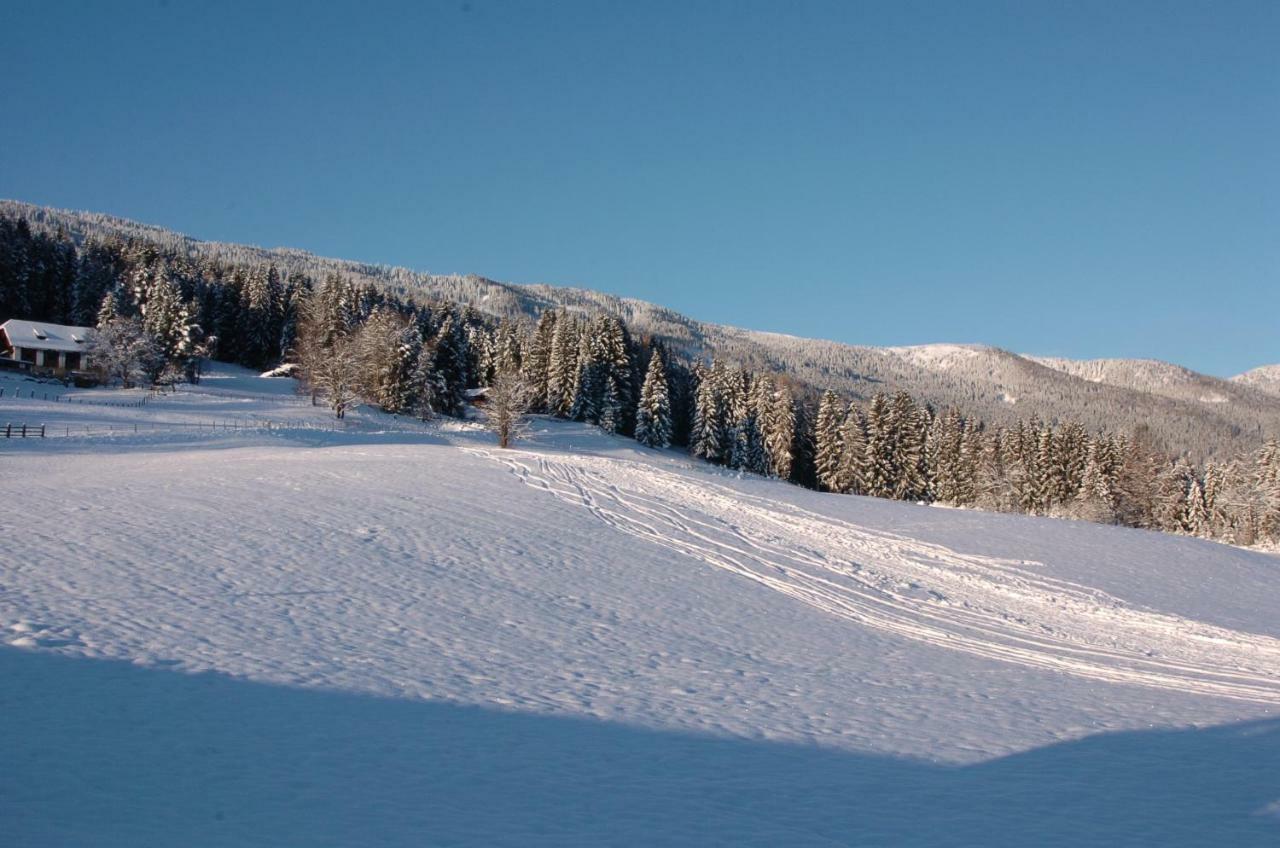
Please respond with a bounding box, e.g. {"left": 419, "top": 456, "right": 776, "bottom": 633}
{"left": 2, "top": 647, "right": 1277, "bottom": 847}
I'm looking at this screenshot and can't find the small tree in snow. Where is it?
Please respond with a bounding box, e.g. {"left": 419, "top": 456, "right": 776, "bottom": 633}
{"left": 635, "top": 349, "right": 672, "bottom": 449}
{"left": 315, "top": 335, "right": 360, "bottom": 419}
{"left": 87, "top": 317, "right": 164, "bottom": 388}
{"left": 486, "top": 370, "right": 531, "bottom": 449}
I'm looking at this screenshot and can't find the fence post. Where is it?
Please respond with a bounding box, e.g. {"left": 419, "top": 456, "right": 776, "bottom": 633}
{"left": 4, "top": 423, "right": 9, "bottom": 438}
{"left": 40, "top": 424, "right": 45, "bottom": 438}
{"left": 21, "top": 423, "right": 27, "bottom": 438}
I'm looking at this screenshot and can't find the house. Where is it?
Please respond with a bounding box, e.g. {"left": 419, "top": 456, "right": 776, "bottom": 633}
{"left": 0, "top": 319, "right": 93, "bottom": 376}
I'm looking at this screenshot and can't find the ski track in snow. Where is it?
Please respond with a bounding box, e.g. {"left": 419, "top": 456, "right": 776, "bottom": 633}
{"left": 466, "top": 446, "right": 1280, "bottom": 705}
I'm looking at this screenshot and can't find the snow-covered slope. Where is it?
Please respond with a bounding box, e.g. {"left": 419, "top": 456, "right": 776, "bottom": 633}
{"left": 1027, "top": 354, "right": 1264, "bottom": 406}
{"left": 1234, "top": 364, "right": 1280, "bottom": 399}
{"left": 2, "top": 365, "right": 1278, "bottom": 846}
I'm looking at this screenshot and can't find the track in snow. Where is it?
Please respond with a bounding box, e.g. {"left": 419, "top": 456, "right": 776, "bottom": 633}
{"left": 469, "top": 446, "right": 1280, "bottom": 704}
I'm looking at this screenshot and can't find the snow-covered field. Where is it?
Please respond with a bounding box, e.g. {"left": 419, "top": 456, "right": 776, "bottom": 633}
{"left": 2, "top": 364, "right": 1278, "bottom": 846}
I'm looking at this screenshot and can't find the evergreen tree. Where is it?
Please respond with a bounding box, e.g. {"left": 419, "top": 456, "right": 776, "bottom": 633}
{"left": 1183, "top": 478, "right": 1209, "bottom": 537}
{"left": 635, "top": 348, "right": 672, "bottom": 449}
{"left": 431, "top": 312, "right": 470, "bottom": 417}
{"left": 546, "top": 312, "right": 580, "bottom": 417}
{"left": 835, "top": 403, "right": 869, "bottom": 495}
{"left": 1071, "top": 441, "right": 1116, "bottom": 523}
{"left": 813, "top": 390, "right": 845, "bottom": 491}
{"left": 761, "top": 380, "right": 795, "bottom": 479}
{"left": 408, "top": 340, "right": 446, "bottom": 420}
{"left": 690, "top": 362, "right": 727, "bottom": 463}
{"left": 521, "top": 310, "right": 557, "bottom": 413}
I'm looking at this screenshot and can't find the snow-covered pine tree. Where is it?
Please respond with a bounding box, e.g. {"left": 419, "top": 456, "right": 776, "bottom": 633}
{"left": 238, "top": 265, "right": 282, "bottom": 368}
{"left": 1152, "top": 459, "right": 1196, "bottom": 533}
{"left": 690, "top": 362, "right": 727, "bottom": 463}
{"left": 547, "top": 312, "right": 580, "bottom": 417}
{"left": 954, "top": 421, "right": 980, "bottom": 506}
{"left": 73, "top": 242, "right": 121, "bottom": 327}
{"left": 96, "top": 288, "right": 123, "bottom": 329}
{"left": 277, "top": 273, "right": 308, "bottom": 364}
{"left": 598, "top": 373, "right": 625, "bottom": 434}
{"left": 569, "top": 325, "right": 598, "bottom": 422}
{"left": 885, "top": 392, "right": 927, "bottom": 502}
{"left": 762, "top": 380, "right": 795, "bottom": 479}
{"left": 813, "top": 390, "right": 845, "bottom": 491}
{"left": 1183, "top": 477, "right": 1209, "bottom": 537}
{"left": 431, "top": 312, "right": 470, "bottom": 417}
{"left": 589, "top": 316, "right": 634, "bottom": 433}
{"left": 862, "top": 393, "right": 894, "bottom": 498}
{"left": 408, "top": 338, "right": 445, "bottom": 420}
{"left": 971, "top": 428, "right": 1006, "bottom": 511}
{"left": 492, "top": 321, "right": 522, "bottom": 377}
{"left": 790, "top": 395, "right": 817, "bottom": 488}
{"left": 1256, "top": 439, "right": 1280, "bottom": 541}
{"left": 635, "top": 348, "right": 673, "bottom": 449}
{"left": 723, "top": 369, "right": 754, "bottom": 471}
{"left": 1071, "top": 440, "right": 1116, "bottom": 524}
{"left": 926, "top": 409, "right": 961, "bottom": 503}
{"left": 521, "top": 310, "right": 557, "bottom": 413}
{"left": 140, "top": 269, "right": 200, "bottom": 381}
{"left": 835, "top": 402, "right": 869, "bottom": 495}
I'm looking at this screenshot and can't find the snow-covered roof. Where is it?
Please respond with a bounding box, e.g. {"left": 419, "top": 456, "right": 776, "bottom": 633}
{"left": 0, "top": 319, "right": 93, "bottom": 353}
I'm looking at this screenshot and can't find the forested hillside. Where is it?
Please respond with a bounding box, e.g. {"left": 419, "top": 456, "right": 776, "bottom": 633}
{"left": 2, "top": 201, "right": 1278, "bottom": 548}
{"left": 5, "top": 200, "right": 1278, "bottom": 462}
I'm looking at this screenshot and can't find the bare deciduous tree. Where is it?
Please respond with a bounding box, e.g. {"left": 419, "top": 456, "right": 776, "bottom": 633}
{"left": 485, "top": 370, "right": 531, "bottom": 449}
{"left": 315, "top": 335, "right": 360, "bottom": 419}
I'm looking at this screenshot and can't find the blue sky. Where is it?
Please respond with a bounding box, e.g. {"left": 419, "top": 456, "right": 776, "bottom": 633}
{"left": 1, "top": 1, "right": 1276, "bottom": 375}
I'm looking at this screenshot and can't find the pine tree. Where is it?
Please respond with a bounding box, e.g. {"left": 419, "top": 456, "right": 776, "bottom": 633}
{"left": 521, "top": 310, "right": 557, "bottom": 413}
{"left": 547, "top": 313, "right": 580, "bottom": 417}
{"left": 690, "top": 362, "right": 727, "bottom": 463}
{"left": 408, "top": 339, "right": 444, "bottom": 420}
{"left": 1183, "top": 478, "right": 1209, "bottom": 537}
{"left": 835, "top": 403, "right": 869, "bottom": 495}
{"left": 238, "top": 266, "right": 282, "bottom": 368}
{"left": 431, "top": 312, "right": 470, "bottom": 417}
{"left": 96, "top": 289, "right": 123, "bottom": 328}
{"left": 862, "top": 393, "right": 894, "bottom": 498}
{"left": 926, "top": 409, "right": 966, "bottom": 504}
{"left": 139, "top": 269, "right": 201, "bottom": 380}
{"left": 635, "top": 348, "right": 673, "bottom": 449}
{"left": 589, "top": 316, "right": 634, "bottom": 433}
{"left": 1152, "top": 459, "right": 1196, "bottom": 533}
{"left": 762, "top": 380, "right": 795, "bottom": 479}
{"left": 1071, "top": 440, "right": 1116, "bottom": 524}
{"left": 813, "top": 390, "right": 845, "bottom": 491}
{"left": 569, "top": 326, "right": 598, "bottom": 422}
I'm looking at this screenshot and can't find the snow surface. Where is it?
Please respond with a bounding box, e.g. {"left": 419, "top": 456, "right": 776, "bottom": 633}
{"left": 2, "top": 364, "right": 1279, "bottom": 846}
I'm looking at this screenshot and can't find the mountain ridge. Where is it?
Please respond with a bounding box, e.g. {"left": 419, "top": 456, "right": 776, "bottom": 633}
{"left": 3, "top": 198, "right": 1278, "bottom": 459}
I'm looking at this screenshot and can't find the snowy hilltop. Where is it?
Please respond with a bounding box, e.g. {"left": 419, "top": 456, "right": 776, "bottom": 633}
{"left": 5, "top": 198, "right": 1280, "bottom": 462}
{"left": 2, "top": 364, "right": 1279, "bottom": 846}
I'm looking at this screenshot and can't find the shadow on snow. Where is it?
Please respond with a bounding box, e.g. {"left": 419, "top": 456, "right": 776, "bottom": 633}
{"left": 3, "top": 647, "right": 1277, "bottom": 847}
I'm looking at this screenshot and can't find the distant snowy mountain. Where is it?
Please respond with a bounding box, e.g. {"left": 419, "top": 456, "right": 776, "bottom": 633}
{"left": 4, "top": 198, "right": 1279, "bottom": 459}
{"left": 1232, "top": 364, "right": 1280, "bottom": 399}
{"left": 1025, "top": 355, "right": 1260, "bottom": 406}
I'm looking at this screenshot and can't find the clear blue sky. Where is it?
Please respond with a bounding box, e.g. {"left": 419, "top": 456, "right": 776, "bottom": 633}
{"left": 2, "top": 1, "right": 1276, "bottom": 375}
